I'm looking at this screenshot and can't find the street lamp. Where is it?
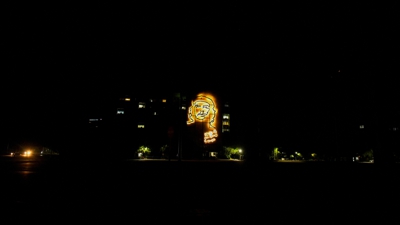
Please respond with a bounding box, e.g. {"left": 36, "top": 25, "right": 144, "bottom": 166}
{"left": 238, "top": 149, "right": 242, "bottom": 160}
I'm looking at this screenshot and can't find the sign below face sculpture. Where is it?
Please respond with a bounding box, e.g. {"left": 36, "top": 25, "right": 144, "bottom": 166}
{"left": 204, "top": 129, "right": 218, "bottom": 143}
{"left": 187, "top": 93, "right": 218, "bottom": 144}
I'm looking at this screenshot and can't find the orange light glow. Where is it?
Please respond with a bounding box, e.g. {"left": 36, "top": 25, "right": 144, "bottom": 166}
{"left": 204, "top": 129, "right": 218, "bottom": 143}
{"left": 187, "top": 94, "right": 217, "bottom": 127}
{"left": 23, "top": 150, "right": 32, "bottom": 157}
{"left": 187, "top": 93, "right": 218, "bottom": 144}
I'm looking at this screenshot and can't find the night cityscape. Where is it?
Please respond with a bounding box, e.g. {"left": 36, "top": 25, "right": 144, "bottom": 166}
{"left": 2, "top": 2, "right": 400, "bottom": 223}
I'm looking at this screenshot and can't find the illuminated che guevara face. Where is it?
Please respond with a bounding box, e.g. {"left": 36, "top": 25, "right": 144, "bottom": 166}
{"left": 187, "top": 93, "right": 218, "bottom": 144}
{"left": 187, "top": 94, "right": 217, "bottom": 127}
{"left": 194, "top": 100, "right": 210, "bottom": 120}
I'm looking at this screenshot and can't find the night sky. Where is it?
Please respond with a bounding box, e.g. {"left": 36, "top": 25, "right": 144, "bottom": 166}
{"left": 3, "top": 2, "right": 399, "bottom": 152}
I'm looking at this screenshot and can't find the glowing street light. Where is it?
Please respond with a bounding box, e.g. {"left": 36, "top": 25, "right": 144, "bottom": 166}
{"left": 24, "top": 150, "right": 32, "bottom": 157}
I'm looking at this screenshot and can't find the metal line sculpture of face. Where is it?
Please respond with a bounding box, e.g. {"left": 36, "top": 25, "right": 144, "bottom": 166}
{"left": 194, "top": 100, "right": 211, "bottom": 120}
{"left": 187, "top": 94, "right": 218, "bottom": 144}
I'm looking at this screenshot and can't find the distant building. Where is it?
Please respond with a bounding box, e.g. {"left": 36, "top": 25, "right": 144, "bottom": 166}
{"left": 85, "top": 90, "right": 233, "bottom": 159}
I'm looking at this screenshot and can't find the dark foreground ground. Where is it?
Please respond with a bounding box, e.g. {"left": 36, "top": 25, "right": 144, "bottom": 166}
{"left": 1, "top": 156, "right": 399, "bottom": 224}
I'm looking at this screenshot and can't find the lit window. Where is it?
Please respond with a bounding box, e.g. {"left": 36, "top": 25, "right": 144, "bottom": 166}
{"left": 360, "top": 125, "right": 364, "bottom": 129}
{"left": 223, "top": 114, "right": 230, "bottom": 119}
{"left": 181, "top": 106, "right": 186, "bottom": 110}
{"left": 162, "top": 99, "right": 167, "bottom": 103}
{"left": 154, "top": 112, "right": 157, "bottom": 115}
{"left": 149, "top": 99, "right": 153, "bottom": 102}
{"left": 138, "top": 102, "right": 146, "bottom": 108}
{"left": 222, "top": 128, "right": 230, "bottom": 133}
{"left": 223, "top": 121, "right": 230, "bottom": 125}
{"left": 117, "top": 108, "right": 124, "bottom": 114}
{"left": 120, "top": 96, "right": 131, "bottom": 101}
{"left": 138, "top": 124, "right": 145, "bottom": 128}
{"left": 89, "top": 119, "right": 99, "bottom": 122}
{"left": 224, "top": 103, "right": 229, "bottom": 107}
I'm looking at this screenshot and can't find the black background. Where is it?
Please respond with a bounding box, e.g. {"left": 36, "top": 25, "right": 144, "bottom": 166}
{"left": 3, "top": 2, "right": 399, "bottom": 151}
